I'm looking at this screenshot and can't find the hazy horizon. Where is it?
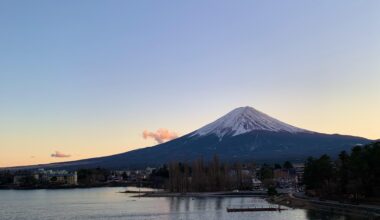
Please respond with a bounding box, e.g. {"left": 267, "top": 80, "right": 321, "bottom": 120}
{"left": 1, "top": 1, "right": 380, "bottom": 167}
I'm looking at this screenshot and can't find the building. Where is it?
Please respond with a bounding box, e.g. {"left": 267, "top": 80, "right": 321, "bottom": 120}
{"left": 12, "top": 169, "right": 77, "bottom": 186}
{"left": 292, "top": 163, "right": 305, "bottom": 183}
{"left": 66, "top": 172, "right": 78, "bottom": 185}
{"left": 252, "top": 178, "right": 262, "bottom": 189}
{"left": 273, "top": 168, "right": 297, "bottom": 188}
{"left": 37, "top": 169, "right": 78, "bottom": 185}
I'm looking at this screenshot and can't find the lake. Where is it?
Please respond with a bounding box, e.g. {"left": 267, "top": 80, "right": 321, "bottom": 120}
{"left": 0, "top": 187, "right": 363, "bottom": 220}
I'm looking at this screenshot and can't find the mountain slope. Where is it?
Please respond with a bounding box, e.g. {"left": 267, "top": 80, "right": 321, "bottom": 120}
{"left": 193, "top": 106, "right": 309, "bottom": 137}
{"left": 10, "top": 106, "right": 372, "bottom": 170}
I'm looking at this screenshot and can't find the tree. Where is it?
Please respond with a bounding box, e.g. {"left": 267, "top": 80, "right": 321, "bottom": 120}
{"left": 77, "top": 168, "right": 109, "bottom": 185}
{"left": 303, "top": 142, "right": 380, "bottom": 199}
{"left": 283, "top": 161, "right": 293, "bottom": 169}
{"left": 304, "top": 157, "right": 317, "bottom": 190}
{"left": 337, "top": 151, "right": 349, "bottom": 195}
{"left": 232, "top": 162, "right": 243, "bottom": 190}
{"left": 122, "top": 171, "right": 128, "bottom": 180}
{"left": 303, "top": 155, "right": 334, "bottom": 196}
{"left": 166, "top": 155, "right": 253, "bottom": 192}
{"left": 260, "top": 164, "right": 274, "bottom": 180}
{"left": 0, "top": 171, "right": 13, "bottom": 185}
{"left": 267, "top": 186, "right": 278, "bottom": 196}
{"left": 19, "top": 175, "right": 38, "bottom": 187}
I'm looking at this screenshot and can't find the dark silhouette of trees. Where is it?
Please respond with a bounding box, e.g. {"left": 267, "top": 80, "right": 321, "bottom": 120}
{"left": 0, "top": 170, "right": 13, "bottom": 185}
{"left": 122, "top": 171, "right": 128, "bottom": 180}
{"left": 149, "top": 165, "right": 169, "bottom": 188}
{"left": 19, "top": 175, "right": 38, "bottom": 187}
{"left": 283, "top": 161, "right": 294, "bottom": 169}
{"left": 267, "top": 186, "right": 278, "bottom": 196}
{"left": 77, "top": 168, "right": 109, "bottom": 185}
{"left": 166, "top": 155, "right": 252, "bottom": 192}
{"left": 304, "top": 155, "right": 334, "bottom": 196}
{"left": 338, "top": 151, "right": 349, "bottom": 195}
{"left": 304, "top": 142, "right": 380, "bottom": 200}
{"left": 259, "top": 164, "right": 275, "bottom": 188}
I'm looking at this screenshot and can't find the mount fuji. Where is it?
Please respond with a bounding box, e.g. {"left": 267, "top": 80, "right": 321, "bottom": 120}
{"left": 193, "top": 106, "right": 310, "bottom": 138}
{"left": 13, "top": 106, "right": 372, "bottom": 170}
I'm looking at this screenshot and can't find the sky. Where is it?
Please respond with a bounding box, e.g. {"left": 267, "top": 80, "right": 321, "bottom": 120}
{"left": 1, "top": 0, "right": 379, "bottom": 167}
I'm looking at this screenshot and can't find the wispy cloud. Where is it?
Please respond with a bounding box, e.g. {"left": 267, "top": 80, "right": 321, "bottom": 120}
{"left": 143, "top": 128, "right": 178, "bottom": 144}
{"left": 51, "top": 151, "right": 71, "bottom": 158}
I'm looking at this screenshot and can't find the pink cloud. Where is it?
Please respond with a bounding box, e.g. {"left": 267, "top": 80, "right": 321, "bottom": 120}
{"left": 51, "top": 151, "right": 71, "bottom": 158}
{"left": 143, "top": 128, "right": 178, "bottom": 144}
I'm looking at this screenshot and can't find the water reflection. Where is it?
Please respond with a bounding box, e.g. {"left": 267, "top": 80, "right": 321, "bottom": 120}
{"left": 0, "top": 187, "right": 367, "bottom": 220}
{"left": 306, "top": 209, "right": 364, "bottom": 220}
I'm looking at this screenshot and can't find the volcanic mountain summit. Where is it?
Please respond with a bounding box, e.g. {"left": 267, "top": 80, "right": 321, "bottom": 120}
{"left": 193, "top": 106, "right": 309, "bottom": 138}
{"left": 13, "top": 106, "right": 372, "bottom": 170}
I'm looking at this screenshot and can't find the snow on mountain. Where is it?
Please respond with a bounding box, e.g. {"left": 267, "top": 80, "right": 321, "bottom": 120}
{"left": 192, "top": 106, "right": 310, "bottom": 138}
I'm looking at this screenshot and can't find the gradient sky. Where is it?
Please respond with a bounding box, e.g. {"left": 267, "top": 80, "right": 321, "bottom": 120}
{"left": 1, "top": 1, "right": 380, "bottom": 167}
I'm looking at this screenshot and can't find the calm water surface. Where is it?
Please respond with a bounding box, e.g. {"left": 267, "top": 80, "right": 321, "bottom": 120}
{"left": 0, "top": 187, "right": 364, "bottom": 220}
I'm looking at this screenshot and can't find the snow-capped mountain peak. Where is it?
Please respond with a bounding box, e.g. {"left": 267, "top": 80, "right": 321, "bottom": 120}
{"left": 192, "top": 106, "right": 309, "bottom": 138}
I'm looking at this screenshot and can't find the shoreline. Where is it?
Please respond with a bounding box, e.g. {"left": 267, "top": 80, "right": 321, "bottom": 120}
{"left": 0, "top": 183, "right": 156, "bottom": 190}
{"left": 268, "top": 193, "right": 380, "bottom": 218}
{"left": 135, "top": 190, "right": 268, "bottom": 198}
{"left": 129, "top": 190, "right": 380, "bottom": 218}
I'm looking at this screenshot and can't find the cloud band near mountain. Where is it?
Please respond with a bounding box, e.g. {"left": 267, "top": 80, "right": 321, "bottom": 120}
{"left": 143, "top": 128, "right": 178, "bottom": 144}
{"left": 51, "top": 151, "right": 71, "bottom": 158}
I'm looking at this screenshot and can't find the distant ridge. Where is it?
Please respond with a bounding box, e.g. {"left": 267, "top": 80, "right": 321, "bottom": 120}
{"left": 6, "top": 106, "right": 372, "bottom": 170}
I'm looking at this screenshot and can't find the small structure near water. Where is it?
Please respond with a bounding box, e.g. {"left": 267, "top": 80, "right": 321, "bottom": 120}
{"left": 227, "top": 204, "right": 286, "bottom": 212}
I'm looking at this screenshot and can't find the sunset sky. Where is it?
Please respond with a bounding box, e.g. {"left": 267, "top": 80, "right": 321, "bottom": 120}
{"left": 1, "top": 1, "right": 380, "bottom": 167}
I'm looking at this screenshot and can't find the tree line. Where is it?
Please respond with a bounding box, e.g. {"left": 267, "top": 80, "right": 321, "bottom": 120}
{"left": 304, "top": 142, "right": 380, "bottom": 200}
{"left": 166, "top": 155, "right": 255, "bottom": 192}
{"left": 150, "top": 155, "right": 299, "bottom": 193}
